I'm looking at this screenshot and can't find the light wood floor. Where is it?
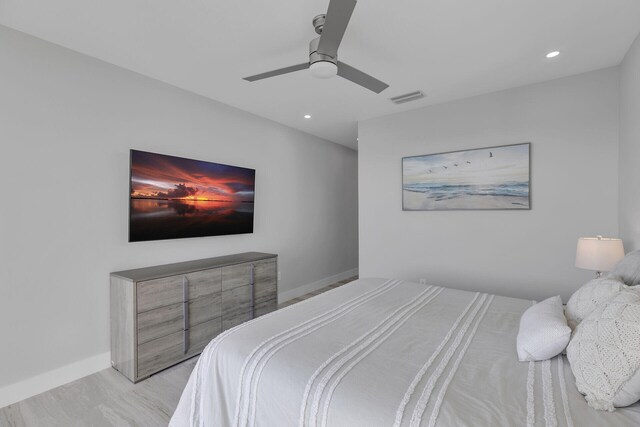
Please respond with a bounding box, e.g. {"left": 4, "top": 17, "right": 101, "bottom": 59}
{"left": 0, "top": 276, "right": 357, "bottom": 427}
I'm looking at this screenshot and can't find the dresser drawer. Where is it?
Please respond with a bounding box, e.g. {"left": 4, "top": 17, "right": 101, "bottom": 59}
{"left": 137, "top": 302, "right": 183, "bottom": 345}
{"left": 137, "top": 329, "right": 185, "bottom": 379}
{"left": 189, "top": 292, "right": 222, "bottom": 326}
{"left": 137, "top": 275, "right": 184, "bottom": 313}
{"left": 222, "top": 296, "right": 276, "bottom": 329}
{"left": 255, "top": 277, "right": 277, "bottom": 307}
{"left": 137, "top": 317, "right": 221, "bottom": 379}
{"left": 186, "top": 268, "right": 221, "bottom": 299}
{"left": 221, "top": 263, "right": 251, "bottom": 291}
{"left": 222, "top": 285, "right": 252, "bottom": 330}
{"left": 188, "top": 316, "right": 222, "bottom": 355}
{"left": 254, "top": 259, "right": 276, "bottom": 285}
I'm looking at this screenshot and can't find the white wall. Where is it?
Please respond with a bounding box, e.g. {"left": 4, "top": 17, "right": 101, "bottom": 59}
{"left": 620, "top": 32, "right": 640, "bottom": 251}
{"left": 0, "top": 25, "right": 358, "bottom": 404}
{"left": 359, "top": 68, "right": 619, "bottom": 302}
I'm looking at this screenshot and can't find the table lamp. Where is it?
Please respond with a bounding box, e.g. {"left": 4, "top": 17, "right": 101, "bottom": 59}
{"left": 575, "top": 235, "right": 625, "bottom": 278}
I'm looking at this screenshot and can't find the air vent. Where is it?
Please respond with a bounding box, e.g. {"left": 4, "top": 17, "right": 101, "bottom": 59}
{"left": 390, "top": 91, "right": 425, "bottom": 105}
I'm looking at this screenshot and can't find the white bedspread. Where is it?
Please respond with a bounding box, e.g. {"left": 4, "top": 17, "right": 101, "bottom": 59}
{"left": 170, "top": 278, "right": 640, "bottom": 426}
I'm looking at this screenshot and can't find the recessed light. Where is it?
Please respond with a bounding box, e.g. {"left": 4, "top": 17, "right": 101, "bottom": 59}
{"left": 304, "top": 114, "right": 311, "bottom": 119}
{"left": 546, "top": 51, "right": 560, "bottom": 59}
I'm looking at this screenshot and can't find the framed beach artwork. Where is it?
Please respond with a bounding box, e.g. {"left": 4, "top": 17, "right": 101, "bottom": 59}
{"left": 402, "top": 143, "right": 530, "bottom": 210}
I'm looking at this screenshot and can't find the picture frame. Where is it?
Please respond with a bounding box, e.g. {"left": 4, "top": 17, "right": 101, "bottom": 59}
{"left": 402, "top": 143, "right": 531, "bottom": 211}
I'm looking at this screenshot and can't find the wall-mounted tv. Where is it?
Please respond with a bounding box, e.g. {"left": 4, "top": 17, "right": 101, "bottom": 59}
{"left": 129, "top": 150, "right": 255, "bottom": 242}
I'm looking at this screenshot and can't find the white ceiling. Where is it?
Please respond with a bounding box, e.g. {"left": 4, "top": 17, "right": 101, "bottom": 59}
{"left": 1, "top": 0, "right": 639, "bottom": 149}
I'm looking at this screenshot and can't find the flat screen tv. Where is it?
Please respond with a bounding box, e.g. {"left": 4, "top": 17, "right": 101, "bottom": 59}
{"left": 129, "top": 150, "right": 255, "bottom": 242}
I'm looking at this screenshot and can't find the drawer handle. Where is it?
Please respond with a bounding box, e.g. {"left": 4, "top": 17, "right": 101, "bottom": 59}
{"left": 183, "top": 300, "right": 189, "bottom": 354}
{"left": 250, "top": 264, "right": 255, "bottom": 319}
{"left": 182, "top": 275, "right": 190, "bottom": 354}
{"left": 183, "top": 329, "right": 189, "bottom": 355}
{"left": 182, "top": 276, "right": 189, "bottom": 302}
{"left": 183, "top": 301, "right": 189, "bottom": 331}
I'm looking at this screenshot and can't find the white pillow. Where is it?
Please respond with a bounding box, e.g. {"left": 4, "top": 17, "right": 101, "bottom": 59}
{"left": 564, "top": 277, "right": 627, "bottom": 330}
{"left": 567, "top": 288, "right": 640, "bottom": 411}
{"left": 516, "top": 296, "right": 571, "bottom": 362}
{"left": 607, "top": 250, "right": 640, "bottom": 286}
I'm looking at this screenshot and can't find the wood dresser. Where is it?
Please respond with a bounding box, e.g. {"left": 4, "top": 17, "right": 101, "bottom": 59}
{"left": 110, "top": 252, "right": 277, "bottom": 382}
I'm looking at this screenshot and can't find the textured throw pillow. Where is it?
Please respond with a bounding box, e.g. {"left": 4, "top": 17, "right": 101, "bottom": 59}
{"left": 516, "top": 296, "right": 571, "bottom": 362}
{"left": 567, "top": 288, "right": 640, "bottom": 411}
{"left": 564, "top": 277, "right": 627, "bottom": 330}
{"left": 607, "top": 250, "right": 640, "bottom": 286}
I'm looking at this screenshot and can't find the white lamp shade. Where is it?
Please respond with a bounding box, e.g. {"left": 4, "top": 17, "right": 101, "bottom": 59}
{"left": 575, "top": 236, "right": 625, "bottom": 272}
{"left": 309, "top": 61, "right": 337, "bottom": 79}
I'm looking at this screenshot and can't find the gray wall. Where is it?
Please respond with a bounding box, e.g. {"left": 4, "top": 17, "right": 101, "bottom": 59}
{"left": 620, "top": 32, "right": 640, "bottom": 250}
{"left": 358, "top": 68, "right": 620, "bottom": 302}
{"left": 0, "top": 26, "right": 358, "bottom": 391}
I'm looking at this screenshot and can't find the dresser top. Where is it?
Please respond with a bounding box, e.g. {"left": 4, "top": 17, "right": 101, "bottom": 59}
{"left": 111, "top": 252, "right": 277, "bottom": 282}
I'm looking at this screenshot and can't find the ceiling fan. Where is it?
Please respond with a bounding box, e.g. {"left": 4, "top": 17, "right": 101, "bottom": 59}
{"left": 243, "top": 0, "right": 389, "bottom": 94}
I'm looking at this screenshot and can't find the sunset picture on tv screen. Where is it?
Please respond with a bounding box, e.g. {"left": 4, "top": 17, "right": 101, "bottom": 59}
{"left": 129, "top": 150, "right": 255, "bottom": 242}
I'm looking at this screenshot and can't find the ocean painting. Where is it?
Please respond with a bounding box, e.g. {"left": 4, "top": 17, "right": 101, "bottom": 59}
{"left": 402, "top": 143, "right": 530, "bottom": 210}
{"left": 129, "top": 150, "right": 255, "bottom": 242}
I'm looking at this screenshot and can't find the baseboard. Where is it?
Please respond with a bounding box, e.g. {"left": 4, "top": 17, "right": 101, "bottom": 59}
{"left": 279, "top": 268, "right": 359, "bottom": 303}
{"left": 0, "top": 351, "right": 111, "bottom": 409}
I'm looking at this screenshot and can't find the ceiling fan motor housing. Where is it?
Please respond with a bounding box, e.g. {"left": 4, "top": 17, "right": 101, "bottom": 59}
{"left": 309, "top": 36, "right": 337, "bottom": 66}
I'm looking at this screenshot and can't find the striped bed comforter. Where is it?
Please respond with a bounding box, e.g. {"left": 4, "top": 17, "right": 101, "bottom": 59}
{"left": 170, "top": 278, "right": 640, "bottom": 427}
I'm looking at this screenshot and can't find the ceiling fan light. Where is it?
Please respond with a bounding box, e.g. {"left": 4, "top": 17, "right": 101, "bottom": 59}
{"left": 310, "top": 61, "right": 338, "bottom": 79}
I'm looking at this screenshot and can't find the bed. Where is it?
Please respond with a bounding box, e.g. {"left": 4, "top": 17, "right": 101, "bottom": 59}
{"left": 170, "top": 278, "right": 640, "bottom": 426}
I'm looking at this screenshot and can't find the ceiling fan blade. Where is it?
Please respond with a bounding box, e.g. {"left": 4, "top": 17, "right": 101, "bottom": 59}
{"left": 337, "top": 61, "right": 389, "bottom": 93}
{"left": 317, "top": 0, "right": 357, "bottom": 59}
{"left": 243, "top": 63, "right": 310, "bottom": 82}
